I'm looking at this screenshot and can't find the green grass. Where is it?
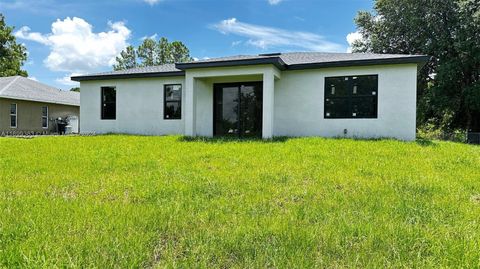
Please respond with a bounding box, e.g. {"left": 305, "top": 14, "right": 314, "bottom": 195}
{"left": 1, "top": 135, "right": 479, "bottom": 268}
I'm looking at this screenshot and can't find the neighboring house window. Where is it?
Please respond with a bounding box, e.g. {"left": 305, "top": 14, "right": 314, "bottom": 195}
{"left": 324, "top": 75, "right": 378, "bottom": 118}
{"left": 101, "top": 87, "right": 116, "bottom": 120}
{"left": 164, "top": 84, "right": 182, "bottom": 119}
{"left": 10, "top": 103, "right": 17, "bottom": 128}
{"left": 42, "top": 106, "right": 48, "bottom": 129}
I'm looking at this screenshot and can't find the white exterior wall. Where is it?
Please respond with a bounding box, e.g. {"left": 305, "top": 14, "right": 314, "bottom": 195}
{"left": 80, "top": 77, "right": 185, "bottom": 135}
{"left": 274, "top": 64, "right": 418, "bottom": 140}
{"left": 79, "top": 63, "right": 418, "bottom": 140}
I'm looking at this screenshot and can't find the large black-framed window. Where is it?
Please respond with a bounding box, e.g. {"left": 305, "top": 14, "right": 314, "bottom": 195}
{"left": 164, "top": 84, "right": 182, "bottom": 120}
{"left": 324, "top": 75, "right": 378, "bottom": 119}
{"left": 101, "top": 87, "right": 116, "bottom": 120}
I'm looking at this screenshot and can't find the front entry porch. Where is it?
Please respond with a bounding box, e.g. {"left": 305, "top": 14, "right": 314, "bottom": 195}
{"left": 184, "top": 65, "right": 280, "bottom": 139}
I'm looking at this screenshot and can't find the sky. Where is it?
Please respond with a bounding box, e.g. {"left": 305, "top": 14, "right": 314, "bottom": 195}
{"left": 0, "top": 0, "right": 372, "bottom": 90}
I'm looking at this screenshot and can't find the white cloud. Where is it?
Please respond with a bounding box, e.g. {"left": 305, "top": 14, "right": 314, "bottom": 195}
{"left": 14, "top": 26, "right": 50, "bottom": 44}
{"left": 140, "top": 33, "right": 158, "bottom": 41}
{"left": 14, "top": 17, "right": 131, "bottom": 73}
{"left": 192, "top": 57, "right": 210, "bottom": 62}
{"left": 346, "top": 31, "right": 363, "bottom": 52}
{"left": 56, "top": 73, "right": 80, "bottom": 86}
{"left": 212, "top": 18, "right": 344, "bottom": 52}
{"left": 231, "top": 40, "right": 242, "bottom": 47}
{"left": 0, "top": 0, "right": 61, "bottom": 15}
{"left": 144, "top": 0, "right": 162, "bottom": 5}
{"left": 28, "top": 76, "right": 38, "bottom": 81}
{"left": 268, "top": 0, "right": 283, "bottom": 5}
{"left": 294, "top": 16, "right": 305, "bottom": 22}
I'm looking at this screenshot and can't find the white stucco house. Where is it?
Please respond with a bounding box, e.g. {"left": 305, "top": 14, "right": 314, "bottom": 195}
{"left": 72, "top": 52, "right": 428, "bottom": 140}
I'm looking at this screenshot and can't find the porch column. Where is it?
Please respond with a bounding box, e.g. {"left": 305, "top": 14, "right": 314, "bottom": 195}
{"left": 262, "top": 70, "right": 275, "bottom": 139}
{"left": 185, "top": 74, "right": 196, "bottom": 136}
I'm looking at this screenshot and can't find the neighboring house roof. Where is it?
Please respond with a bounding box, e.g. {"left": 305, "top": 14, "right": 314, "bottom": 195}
{"left": 0, "top": 76, "right": 80, "bottom": 106}
{"left": 72, "top": 52, "right": 430, "bottom": 81}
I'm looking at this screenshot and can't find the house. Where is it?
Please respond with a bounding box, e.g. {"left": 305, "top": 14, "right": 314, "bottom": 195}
{"left": 0, "top": 76, "right": 80, "bottom": 134}
{"left": 72, "top": 52, "right": 428, "bottom": 140}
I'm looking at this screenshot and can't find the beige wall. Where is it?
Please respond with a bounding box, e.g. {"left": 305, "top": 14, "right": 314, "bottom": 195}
{"left": 0, "top": 98, "right": 79, "bottom": 134}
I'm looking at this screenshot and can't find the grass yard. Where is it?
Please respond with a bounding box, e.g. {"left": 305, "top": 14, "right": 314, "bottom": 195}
{"left": 0, "top": 135, "right": 479, "bottom": 268}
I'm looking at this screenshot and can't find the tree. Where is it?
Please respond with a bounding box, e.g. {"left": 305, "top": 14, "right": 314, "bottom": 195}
{"left": 70, "top": 87, "right": 80, "bottom": 92}
{"left": 137, "top": 38, "right": 157, "bottom": 67}
{"left": 113, "top": 45, "right": 137, "bottom": 71}
{"left": 170, "top": 41, "right": 192, "bottom": 63}
{"left": 157, "top": 37, "right": 171, "bottom": 64}
{"left": 113, "top": 37, "right": 193, "bottom": 71}
{"left": 0, "top": 13, "right": 28, "bottom": 77}
{"left": 352, "top": 0, "right": 480, "bottom": 131}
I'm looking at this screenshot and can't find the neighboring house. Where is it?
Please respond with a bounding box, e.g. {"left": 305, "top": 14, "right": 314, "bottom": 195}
{"left": 0, "top": 76, "right": 80, "bottom": 134}
{"left": 72, "top": 52, "right": 428, "bottom": 140}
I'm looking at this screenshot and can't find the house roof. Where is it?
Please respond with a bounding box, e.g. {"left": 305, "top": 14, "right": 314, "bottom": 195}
{"left": 71, "top": 52, "right": 429, "bottom": 81}
{"left": 0, "top": 76, "right": 80, "bottom": 106}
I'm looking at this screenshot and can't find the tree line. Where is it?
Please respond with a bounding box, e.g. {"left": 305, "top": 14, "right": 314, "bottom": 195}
{"left": 113, "top": 38, "right": 193, "bottom": 70}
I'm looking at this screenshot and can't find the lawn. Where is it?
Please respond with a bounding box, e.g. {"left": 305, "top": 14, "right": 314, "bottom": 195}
{"left": 0, "top": 135, "right": 479, "bottom": 268}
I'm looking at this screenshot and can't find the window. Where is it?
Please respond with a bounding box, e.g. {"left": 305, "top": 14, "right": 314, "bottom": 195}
{"left": 10, "top": 103, "right": 17, "bottom": 128}
{"left": 324, "top": 75, "right": 378, "bottom": 118}
{"left": 42, "top": 106, "right": 48, "bottom": 128}
{"left": 101, "top": 87, "right": 116, "bottom": 120}
{"left": 164, "top": 84, "right": 182, "bottom": 119}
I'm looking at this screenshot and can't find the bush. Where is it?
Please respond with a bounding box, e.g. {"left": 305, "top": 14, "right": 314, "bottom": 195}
{"left": 417, "top": 124, "right": 467, "bottom": 142}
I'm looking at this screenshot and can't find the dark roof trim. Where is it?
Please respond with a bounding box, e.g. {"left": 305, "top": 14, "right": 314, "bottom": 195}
{"left": 71, "top": 71, "right": 185, "bottom": 82}
{"left": 72, "top": 55, "right": 429, "bottom": 81}
{"left": 286, "top": 56, "right": 430, "bottom": 71}
{"left": 175, "top": 57, "right": 287, "bottom": 71}
{"left": 175, "top": 55, "right": 428, "bottom": 71}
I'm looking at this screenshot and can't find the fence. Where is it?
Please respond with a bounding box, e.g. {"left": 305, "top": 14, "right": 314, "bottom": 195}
{"left": 467, "top": 132, "right": 480, "bottom": 144}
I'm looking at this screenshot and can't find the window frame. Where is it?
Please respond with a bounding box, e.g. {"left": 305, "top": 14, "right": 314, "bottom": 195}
{"left": 163, "top": 84, "right": 182, "bottom": 120}
{"left": 101, "top": 86, "right": 116, "bottom": 120}
{"left": 324, "top": 75, "right": 378, "bottom": 119}
{"left": 10, "top": 103, "right": 17, "bottom": 128}
{"left": 42, "top": 106, "right": 49, "bottom": 129}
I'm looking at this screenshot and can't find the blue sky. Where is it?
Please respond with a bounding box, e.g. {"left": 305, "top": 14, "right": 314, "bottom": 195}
{"left": 0, "top": 0, "right": 372, "bottom": 89}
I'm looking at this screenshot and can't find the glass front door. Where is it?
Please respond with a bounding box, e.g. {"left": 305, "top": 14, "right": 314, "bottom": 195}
{"left": 214, "top": 82, "right": 263, "bottom": 137}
